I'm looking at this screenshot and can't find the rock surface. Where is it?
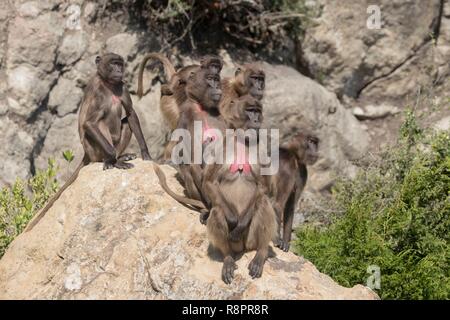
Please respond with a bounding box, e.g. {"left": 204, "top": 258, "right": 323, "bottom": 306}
{"left": 0, "top": 160, "right": 378, "bottom": 300}
{"left": 302, "top": 0, "right": 443, "bottom": 100}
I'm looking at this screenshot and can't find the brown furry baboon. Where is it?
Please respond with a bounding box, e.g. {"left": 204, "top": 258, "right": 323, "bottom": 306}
{"left": 202, "top": 135, "right": 276, "bottom": 284}
{"left": 219, "top": 63, "right": 265, "bottom": 123}
{"left": 223, "top": 95, "right": 263, "bottom": 130}
{"left": 25, "top": 53, "right": 151, "bottom": 232}
{"left": 136, "top": 53, "right": 223, "bottom": 130}
{"left": 172, "top": 62, "right": 225, "bottom": 203}
{"left": 265, "top": 132, "right": 319, "bottom": 251}
{"left": 153, "top": 94, "right": 265, "bottom": 224}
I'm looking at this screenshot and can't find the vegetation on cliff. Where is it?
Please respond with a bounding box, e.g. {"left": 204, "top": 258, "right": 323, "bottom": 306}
{"left": 294, "top": 110, "right": 450, "bottom": 299}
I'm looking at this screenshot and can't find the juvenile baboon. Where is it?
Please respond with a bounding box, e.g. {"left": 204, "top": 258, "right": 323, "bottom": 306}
{"left": 202, "top": 135, "right": 276, "bottom": 284}
{"left": 25, "top": 53, "right": 151, "bottom": 232}
{"left": 219, "top": 63, "right": 265, "bottom": 122}
{"left": 265, "top": 132, "right": 319, "bottom": 251}
{"left": 136, "top": 53, "right": 223, "bottom": 130}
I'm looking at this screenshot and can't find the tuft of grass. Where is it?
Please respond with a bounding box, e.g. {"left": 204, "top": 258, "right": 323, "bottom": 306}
{"left": 294, "top": 110, "right": 450, "bottom": 299}
{"left": 0, "top": 159, "right": 58, "bottom": 258}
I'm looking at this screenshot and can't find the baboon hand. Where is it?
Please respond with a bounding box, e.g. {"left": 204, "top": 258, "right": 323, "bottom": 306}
{"left": 273, "top": 236, "right": 283, "bottom": 248}
{"left": 281, "top": 241, "right": 290, "bottom": 252}
{"left": 248, "top": 254, "right": 265, "bottom": 279}
{"left": 118, "top": 153, "right": 137, "bottom": 161}
{"left": 113, "top": 160, "right": 134, "bottom": 170}
{"left": 222, "top": 256, "right": 237, "bottom": 284}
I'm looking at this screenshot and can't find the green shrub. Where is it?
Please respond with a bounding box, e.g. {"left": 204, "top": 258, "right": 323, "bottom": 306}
{"left": 294, "top": 110, "right": 450, "bottom": 299}
{"left": 0, "top": 159, "right": 58, "bottom": 258}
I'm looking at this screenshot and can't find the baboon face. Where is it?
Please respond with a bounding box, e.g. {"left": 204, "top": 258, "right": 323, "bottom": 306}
{"left": 302, "top": 135, "right": 319, "bottom": 165}
{"left": 246, "top": 70, "right": 265, "bottom": 100}
{"left": 200, "top": 55, "right": 223, "bottom": 75}
{"left": 187, "top": 68, "right": 222, "bottom": 109}
{"left": 243, "top": 98, "right": 263, "bottom": 130}
{"left": 96, "top": 53, "right": 125, "bottom": 84}
{"left": 235, "top": 65, "right": 265, "bottom": 100}
{"left": 231, "top": 95, "right": 263, "bottom": 130}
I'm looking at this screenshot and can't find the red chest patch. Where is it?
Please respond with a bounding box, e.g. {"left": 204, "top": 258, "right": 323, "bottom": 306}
{"left": 112, "top": 95, "right": 121, "bottom": 104}
{"left": 229, "top": 141, "right": 252, "bottom": 174}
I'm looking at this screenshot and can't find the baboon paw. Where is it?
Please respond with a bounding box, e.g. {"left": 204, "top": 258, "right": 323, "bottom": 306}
{"left": 281, "top": 242, "right": 290, "bottom": 252}
{"left": 118, "top": 153, "right": 137, "bottom": 161}
{"left": 222, "top": 259, "right": 236, "bottom": 284}
{"left": 248, "top": 257, "right": 264, "bottom": 279}
{"left": 103, "top": 162, "right": 115, "bottom": 170}
{"left": 273, "top": 237, "right": 283, "bottom": 248}
{"left": 114, "top": 161, "right": 134, "bottom": 170}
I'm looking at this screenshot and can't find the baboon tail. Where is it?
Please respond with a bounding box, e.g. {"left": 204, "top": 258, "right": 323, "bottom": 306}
{"left": 153, "top": 163, "right": 207, "bottom": 210}
{"left": 137, "top": 53, "right": 176, "bottom": 99}
{"left": 24, "top": 156, "right": 88, "bottom": 232}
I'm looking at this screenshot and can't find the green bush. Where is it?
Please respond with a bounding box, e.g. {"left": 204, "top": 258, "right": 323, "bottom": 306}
{"left": 0, "top": 159, "right": 58, "bottom": 258}
{"left": 294, "top": 110, "right": 450, "bottom": 299}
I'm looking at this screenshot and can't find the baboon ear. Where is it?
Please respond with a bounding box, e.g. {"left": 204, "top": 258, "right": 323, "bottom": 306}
{"left": 188, "top": 71, "right": 196, "bottom": 80}
{"left": 235, "top": 67, "right": 242, "bottom": 77}
{"left": 95, "top": 56, "right": 101, "bottom": 66}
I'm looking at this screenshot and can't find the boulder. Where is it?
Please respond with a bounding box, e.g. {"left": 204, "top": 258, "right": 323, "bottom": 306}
{"left": 260, "top": 63, "right": 370, "bottom": 192}
{"left": 0, "top": 117, "right": 34, "bottom": 186}
{"left": 301, "top": 0, "right": 442, "bottom": 99}
{"left": 0, "top": 160, "right": 378, "bottom": 300}
{"left": 48, "top": 77, "right": 84, "bottom": 117}
{"left": 34, "top": 113, "right": 84, "bottom": 184}
{"left": 6, "top": 8, "right": 64, "bottom": 116}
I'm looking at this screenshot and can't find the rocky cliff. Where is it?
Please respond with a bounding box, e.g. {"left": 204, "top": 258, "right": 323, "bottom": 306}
{"left": 1, "top": 0, "right": 448, "bottom": 191}
{"left": 0, "top": 160, "right": 378, "bottom": 299}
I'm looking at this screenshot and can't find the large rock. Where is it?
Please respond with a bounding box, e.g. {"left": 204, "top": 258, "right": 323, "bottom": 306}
{"left": 302, "top": 0, "right": 442, "bottom": 98}
{"left": 48, "top": 77, "right": 84, "bottom": 117}
{"left": 0, "top": 117, "right": 34, "bottom": 186}
{"left": 6, "top": 5, "right": 64, "bottom": 116}
{"left": 0, "top": 160, "right": 378, "bottom": 300}
{"left": 34, "top": 113, "right": 84, "bottom": 184}
{"left": 261, "top": 63, "right": 370, "bottom": 192}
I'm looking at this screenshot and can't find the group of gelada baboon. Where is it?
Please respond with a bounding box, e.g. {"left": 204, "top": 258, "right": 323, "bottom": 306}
{"left": 24, "top": 52, "right": 319, "bottom": 284}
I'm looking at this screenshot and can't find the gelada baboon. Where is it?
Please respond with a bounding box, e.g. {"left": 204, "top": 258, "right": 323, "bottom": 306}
{"left": 202, "top": 135, "right": 276, "bottom": 284}
{"left": 219, "top": 63, "right": 265, "bottom": 122}
{"left": 25, "top": 53, "right": 151, "bottom": 232}
{"left": 265, "top": 132, "right": 319, "bottom": 251}
{"left": 136, "top": 53, "right": 223, "bottom": 130}
{"left": 153, "top": 95, "right": 264, "bottom": 222}
{"left": 173, "top": 65, "right": 225, "bottom": 202}
{"left": 223, "top": 95, "right": 263, "bottom": 130}
{"left": 198, "top": 94, "right": 263, "bottom": 224}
